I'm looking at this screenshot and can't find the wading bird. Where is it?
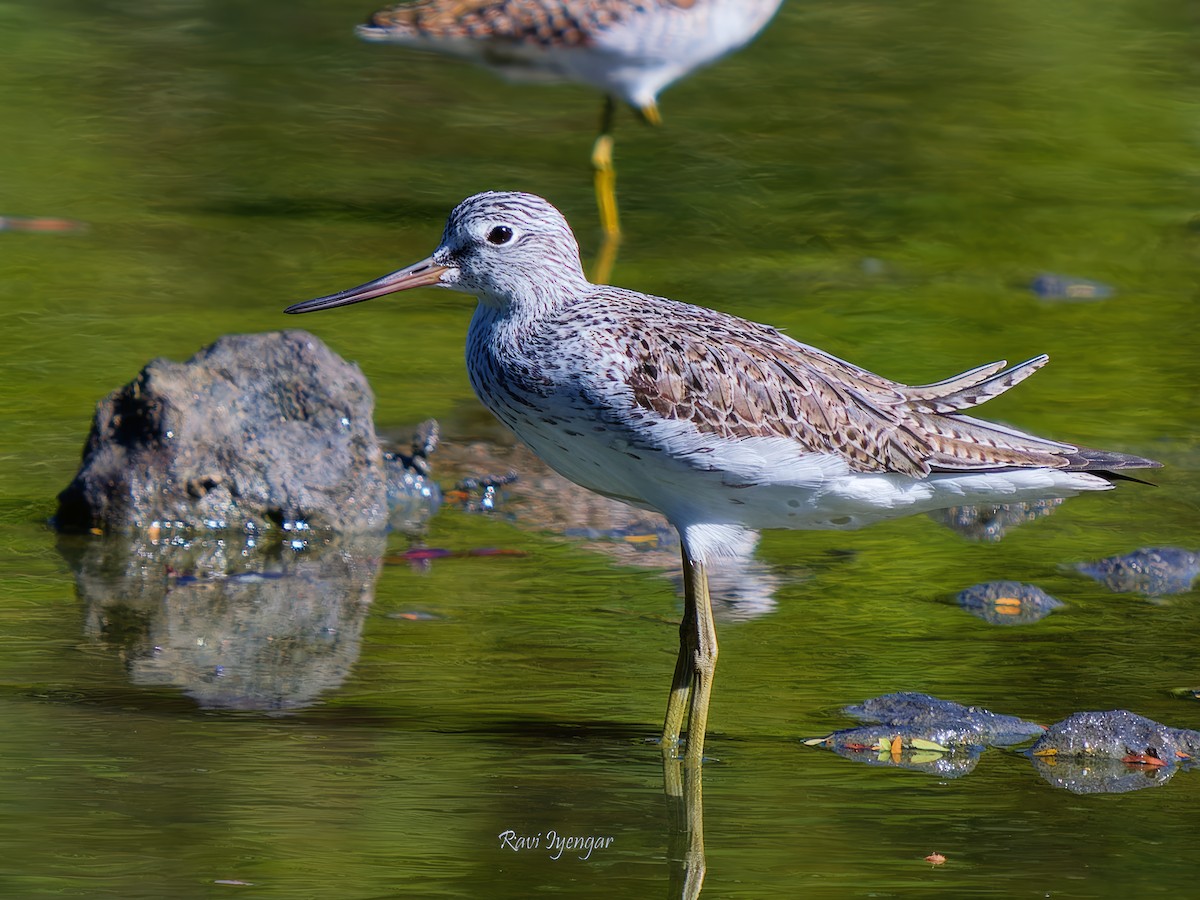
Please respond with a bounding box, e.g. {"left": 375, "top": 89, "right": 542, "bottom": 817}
{"left": 286, "top": 191, "right": 1160, "bottom": 763}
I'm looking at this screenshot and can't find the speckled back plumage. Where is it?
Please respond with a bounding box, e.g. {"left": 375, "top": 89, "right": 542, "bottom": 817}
{"left": 440, "top": 195, "right": 1135, "bottom": 482}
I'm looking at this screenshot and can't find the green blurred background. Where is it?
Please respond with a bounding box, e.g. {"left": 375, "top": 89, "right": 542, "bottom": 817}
{"left": 0, "top": 1, "right": 1197, "bottom": 896}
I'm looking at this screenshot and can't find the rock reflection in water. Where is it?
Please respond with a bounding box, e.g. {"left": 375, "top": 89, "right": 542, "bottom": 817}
{"left": 1071, "top": 547, "right": 1200, "bottom": 598}
{"left": 60, "top": 531, "right": 385, "bottom": 712}
{"left": 1030, "top": 755, "right": 1178, "bottom": 794}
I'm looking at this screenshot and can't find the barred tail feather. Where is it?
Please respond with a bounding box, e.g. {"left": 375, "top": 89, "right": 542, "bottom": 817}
{"left": 906, "top": 355, "right": 1050, "bottom": 414}
{"left": 905, "top": 359, "right": 1008, "bottom": 403}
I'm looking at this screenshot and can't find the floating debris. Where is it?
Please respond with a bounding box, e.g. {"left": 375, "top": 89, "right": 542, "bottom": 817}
{"left": 859, "top": 257, "right": 889, "bottom": 276}
{"left": 804, "top": 725, "right": 984, "bottom": 776}
{"left": 804, "top": 693, "right": 1044, "bottom": 776}
{"left": 445, "top": 471, "right": 519, "bottom": 513}
{"left": 385, "top": 419, "right": 442, "bottom": 532}
{"left": 385, "top": 610, "right": 443, "bottom": 622}
{"left": 564, "top": 519, "right": 677, "bottom": 550}
{"left": 0, "top": 214, "right": 87, "bottom": 233}
{"left": 843, "top": 692, "right": 1045, "bottom": 746}
{"left": 392, "top": 548, "right": 453, "bottom": 561}
{"left": 383, "top": 547, "right": 528, "bottom": 565}
{"left": 956, "top": 580, "right": 1064, "bottom": 625}
{"left": 1030, "top": 273, "right": 1114, "bottom": 301}
{"left": 924, "top": 853, "right": 947, "bottom": 866}
{"left": 1072, "top": 547, "right": 1200, "bottom": 597}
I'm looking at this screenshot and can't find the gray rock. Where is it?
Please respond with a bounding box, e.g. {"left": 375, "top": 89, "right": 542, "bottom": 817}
{"left": 1029, "top": 709, "right": 1200, "bottom": 766}
{"left": 55, "top": 331, "right": 389, "bottom": 533}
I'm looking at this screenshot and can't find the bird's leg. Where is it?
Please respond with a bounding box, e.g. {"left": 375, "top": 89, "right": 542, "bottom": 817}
{"left": 662, "top": 546, "right": 718, "bottom": 763}
{"left": 683, "top": 554, "right": 717, "bottom": 765}
{"left": 591, "top": 96, "right": 621, "bottom": 240}
{"left": 662, "top": 572, "right": 697, "bottom": 754}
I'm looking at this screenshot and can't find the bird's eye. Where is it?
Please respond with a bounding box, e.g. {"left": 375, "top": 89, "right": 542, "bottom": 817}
{"left": 486, "top": 225, "right": 514, "bottom": 245}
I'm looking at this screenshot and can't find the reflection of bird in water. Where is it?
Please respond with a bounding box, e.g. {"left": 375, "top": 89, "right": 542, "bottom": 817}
{"left": 286, "top": 191, "right": 1161, "bottom": 764}
{"left": 434, "top": 432, "right": 788, "bottom": 620}
{"left": 355, "top": 0, "right": 783, "bottom": 276}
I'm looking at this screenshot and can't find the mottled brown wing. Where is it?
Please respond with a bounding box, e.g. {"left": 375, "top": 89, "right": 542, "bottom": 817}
{"left": 613, "top": 303, "right": 935, "bottom": 476}
{"left": 367, "top": 0, "right": 695, "bottom": 44}
{"left": 582, "top": 292, "right": 1082, "bottom": 476}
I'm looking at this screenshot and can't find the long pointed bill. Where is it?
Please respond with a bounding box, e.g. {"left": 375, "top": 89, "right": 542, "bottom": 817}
{"left": 284, "top": 256, "right": 449, "bottom": 314}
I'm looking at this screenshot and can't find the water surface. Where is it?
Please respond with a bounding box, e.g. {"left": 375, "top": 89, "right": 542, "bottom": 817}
{"left": 0, "top": 0, "right": 1197, "bottom": 896}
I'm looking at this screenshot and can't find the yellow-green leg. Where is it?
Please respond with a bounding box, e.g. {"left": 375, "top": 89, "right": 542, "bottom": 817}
{"left": 662, "top": 547, "right": 718, "bottom": 764}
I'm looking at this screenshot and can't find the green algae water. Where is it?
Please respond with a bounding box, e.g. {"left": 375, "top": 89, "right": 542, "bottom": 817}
{"left": 1, "top": 0, "right": 1198, "bottom": 896}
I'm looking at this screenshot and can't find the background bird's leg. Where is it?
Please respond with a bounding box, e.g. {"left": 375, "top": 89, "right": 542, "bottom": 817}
{"left": 591, "top": 96, "right": 620, "bottom": 239}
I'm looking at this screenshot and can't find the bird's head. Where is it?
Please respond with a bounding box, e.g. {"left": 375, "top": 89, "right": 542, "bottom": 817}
{"left": 285, "top": 191, "right": 590, "bottom": 318}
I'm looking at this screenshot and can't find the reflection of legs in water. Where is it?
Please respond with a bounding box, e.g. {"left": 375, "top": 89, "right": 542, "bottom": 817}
{"left": 664, "top": 755, "right": 706, "bottom": 900}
